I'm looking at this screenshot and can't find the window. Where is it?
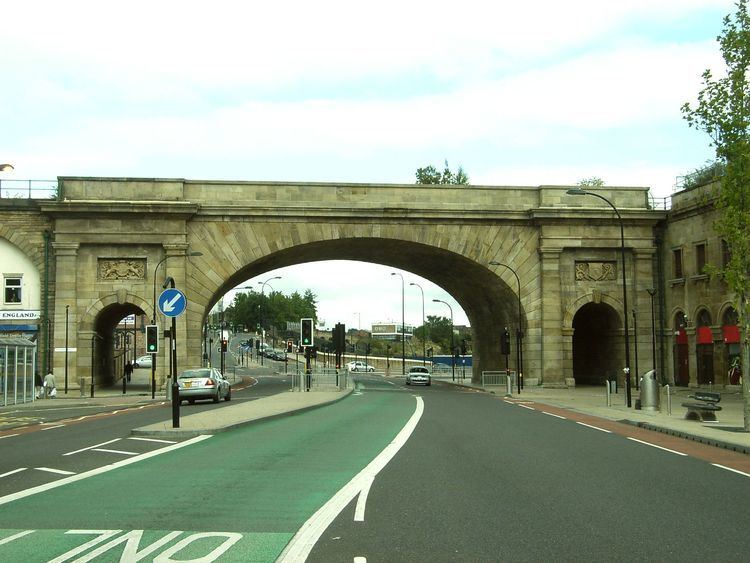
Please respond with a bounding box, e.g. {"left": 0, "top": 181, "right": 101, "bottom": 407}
{"left": 4, "top": 276, "right": 22, "bottom": 304}
{"left": 695, "top": 243, "right": 707, "bottom": 275}
{"left": 672, "top": 248, "right": 683, "bottom": 279}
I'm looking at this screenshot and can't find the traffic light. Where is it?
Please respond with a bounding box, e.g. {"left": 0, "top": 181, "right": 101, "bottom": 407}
{"left": 146, "top": 325, "right": 158, "bottom": 354}
{"left": 501, "top": 328, "right": 511, "bottom": 355}
{"left": 301, "top": 318, "right": 314, "bottom": 346}
{"left": 221, "top": 339, "right": 227, "bottom": 352}
{"left": 286, "top": 340, "right": 293, "bottom": 353}
{"left": 460, "top": 339, "right": 467, "bottom": 356}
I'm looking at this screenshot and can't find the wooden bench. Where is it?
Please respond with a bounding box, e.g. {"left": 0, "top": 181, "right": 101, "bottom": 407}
{"left": 682, "top": 391, "right": 722, "bottom": 422}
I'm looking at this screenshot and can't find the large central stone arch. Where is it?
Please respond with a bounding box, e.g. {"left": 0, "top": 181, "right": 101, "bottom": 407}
{"left": 186, "top": 223, "right": 539, "bottom": 382}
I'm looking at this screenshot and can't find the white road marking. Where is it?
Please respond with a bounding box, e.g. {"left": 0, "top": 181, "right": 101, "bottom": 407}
{"left": 576, "top": 421, "right": 612, "bottom": 433}
{"left": 92, "top": 448, "right": 139, "bottom": 456}
{"left": 0, "top": 530, "right": 35, "bottom": 545}
{"left": 518, "top": 404, "right": 535, "bottom": 410}
{"left": 0, "top": 434, "right": 19, "bottom": 440}
{"left": 354, "top": 475, "right": 375, "bottom": 522}
{"left": 542, "top": 411, "right": 566, "bottom": 419}
{"left": 35, "top": 467, "right": 76, "bottom": 475}
{"left": 64, "top": 438, "right": 121, "bottom": 456}
{"left": 0, "top": 468, "right": 27, "bottom": 479}
{"left": 712, "top": 464, "right": 750, "bottom": 478}
{"left": 0, "top": 435, "right": 212, "bottom": 507}
{"left": 128, "top": 437, "right": 176, "bottom": 444}
{"left": 354, "top": 558, "right": 367, "bottom": 563}
{"left": 41, "top": 424, "right": 65, "bottom": 431}
{"left": 627, "top": 437, "right": 687, "bottom": 456}
{"left": 279, "top": 396, "right": 425, "bottom": 563}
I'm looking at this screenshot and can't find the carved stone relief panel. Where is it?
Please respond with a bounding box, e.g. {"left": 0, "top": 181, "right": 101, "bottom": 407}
{"left": 98, "top": 258, "right": 146, "bottom": 280}
{"left": 575, "top": 261, "right": 616, "bottom": 282}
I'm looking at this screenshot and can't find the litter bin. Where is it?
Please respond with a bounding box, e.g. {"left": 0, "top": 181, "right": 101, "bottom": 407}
{"left": 639, "top": 369, "right": 660, "bottom": 411}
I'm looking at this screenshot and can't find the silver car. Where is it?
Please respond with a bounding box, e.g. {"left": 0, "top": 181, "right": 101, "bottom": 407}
{"left": 405, "top": 366, "right": 431, "bottom": 386}
{"left": 177, "top": 367, "right": 231, "bottom": 404}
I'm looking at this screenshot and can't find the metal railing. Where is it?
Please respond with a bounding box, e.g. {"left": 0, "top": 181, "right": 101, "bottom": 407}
{"left": 292, "top": 367, "right": 351, "bottom": 391}
{"left": 481, "top": 370, "right": 516, "bottom": 386}
{"left": 0, "top": 179, "right": 58, "bottom": 200}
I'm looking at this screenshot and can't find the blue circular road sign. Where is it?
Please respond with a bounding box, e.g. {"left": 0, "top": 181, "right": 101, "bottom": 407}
{"left": 158, "top": 288, "right": 187, "bottom": 317}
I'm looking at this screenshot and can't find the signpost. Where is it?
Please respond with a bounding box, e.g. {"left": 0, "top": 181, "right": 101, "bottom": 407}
{"left": 159, "top": 286, "right": 186, "bottom": 428}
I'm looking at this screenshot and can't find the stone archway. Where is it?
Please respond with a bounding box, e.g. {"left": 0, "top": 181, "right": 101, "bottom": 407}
{"left": 192, "top": 237, "right": 533, "bottom": 384}
{"left": 75, "top": 292, "right": 151, "bottom": 388}
{"left": 571, "top": 302, "right": 622, "bottom": 385}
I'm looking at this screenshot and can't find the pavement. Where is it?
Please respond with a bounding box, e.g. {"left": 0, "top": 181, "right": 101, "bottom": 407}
{"left": 6, "top": 369, "right": 750, "bottom": 454}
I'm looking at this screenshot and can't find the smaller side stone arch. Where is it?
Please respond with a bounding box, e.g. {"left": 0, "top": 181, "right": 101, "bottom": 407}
{"left": 563, "top": 292, "right": 623, "bottom": 329}
{"left": 78, "top": 292, "right": 152, "bottom": 332}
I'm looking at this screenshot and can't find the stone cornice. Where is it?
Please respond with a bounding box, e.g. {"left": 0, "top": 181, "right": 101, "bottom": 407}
{"left": 38, "top": 200, "right": 199, "bottom": 219}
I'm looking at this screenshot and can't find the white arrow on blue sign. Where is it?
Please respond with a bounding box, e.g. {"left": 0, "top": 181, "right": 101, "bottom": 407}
{"left": 158, "top": 288, "right": 187, "bottom": 317}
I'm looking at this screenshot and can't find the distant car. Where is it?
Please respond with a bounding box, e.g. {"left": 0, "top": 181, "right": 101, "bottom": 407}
{"left": 132, "top": 355, "right": 152, "bottom": 369}
{"left": 347, "top": 361, "right": 375, "bottom": 372}
{"left": 406, "top": 366, "right": 431, "bottom": 386}
{"left": 177, "top": 367, "right": 231, "bottom": 404}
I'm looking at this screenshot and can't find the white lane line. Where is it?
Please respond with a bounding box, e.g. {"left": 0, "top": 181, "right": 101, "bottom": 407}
{"left": 0, "top": 434, "right": 19, "bottom": 440}
{"left": 41, "top": 425, "right": 65, "bottom": 431}
{"left": 542, "top": 411, "right": 566, "bottom": 419}
{"left": 35, "top": 467, "right": 76, "bottom": 475}
{"left": 64, "top": 438, "right": 121, "bottom": 456}
{"left": 712, "top": 464, "right": 750, "bottom": 478}
{"left": 576, "top": 421, "right": 612, "bottom": 433}
{"left": 627, "top": 437, "right": 687, "bottom": 456}
{"left": 518, "top": 404, "right": 535, "bottom": 411}
{"left": 354, "top": 558, "right": 367, "bottom": 563}
{"left": 279, "top": 396, "right": 425, "bottom": 563}
{"left": 128, "top": 437, "right": 176, "bottom": 444}
{"left": 92, "top": 448, "right": 139, "bottom": 456}
{"left": 0, "top": 435, "right": 212, "bottom": 507}
{"left": 0, "top": 530, "right": 35, "bottom": 545}
{"left": 354, "top": 475, "right": 375, "bottom": 522}
{"left": 0, "top": 468, "right": 27, "bottom": 479}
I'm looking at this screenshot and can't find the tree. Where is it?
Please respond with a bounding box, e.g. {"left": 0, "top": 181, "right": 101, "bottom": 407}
{"left": 416, "top": 160, "right": 469, "bottom": 185}
{"left": 681, "top": 0, "right": 750, "bottom": 429}
{"left": 576, "top": 177, "right": 605, "bottom": 187}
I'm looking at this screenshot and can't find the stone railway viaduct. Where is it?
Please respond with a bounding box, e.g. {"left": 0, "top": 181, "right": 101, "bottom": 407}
{"left": 0, "top": 177, "right": 665, "bottom": 390}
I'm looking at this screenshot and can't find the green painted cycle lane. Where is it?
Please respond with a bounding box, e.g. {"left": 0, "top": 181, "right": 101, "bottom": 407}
{"left": 0, "top": 390, "right": 417, "bottom": 562}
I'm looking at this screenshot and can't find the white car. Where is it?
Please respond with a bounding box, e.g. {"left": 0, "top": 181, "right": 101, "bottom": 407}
{"left": 346, "top": 361, "right": 375, "bottom": 372}
{"left": 132, "top": 355, "right": 153, "bottom": 369}
{"left": 405, "top": 366, "right": 431, "bottom": 386}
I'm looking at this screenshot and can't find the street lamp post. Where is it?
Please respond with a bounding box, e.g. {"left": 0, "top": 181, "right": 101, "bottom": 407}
{"left": 647, "top": 289, "right": 657, "bottom": 374}
{"left": 391, "top": 273, "right": 406, "bottom": 375}
{"left": 410, "top": 282, "right": 426, "bottom": 365}
{"left": 152, "top": 251, "right": 202, "bottom": 399}
{"left": 489, "top": 261, "right": 523, "bottom": 393}
{"left": 433, "top": 299, "right": 455, "bottom": 381}
{"left": 258, "top": 276, "right": 281, "bottom": 364}
{"left": 567, "top": 188, "right": 632, "bottom": 407}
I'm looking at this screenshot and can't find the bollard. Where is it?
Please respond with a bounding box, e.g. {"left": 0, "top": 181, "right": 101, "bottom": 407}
{"left": 505, "top": 374, "right": 513, "bottom": 397}
{"left": 665, "top": 384, "right": 671, "bottom": 415}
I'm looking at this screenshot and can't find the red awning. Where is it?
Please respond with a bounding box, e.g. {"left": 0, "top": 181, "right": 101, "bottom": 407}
{"left": 697, "top": 326, "right": 713, "bottom": 345}
{"left": 723, "top": 325, "right": 741, "bottom": 344}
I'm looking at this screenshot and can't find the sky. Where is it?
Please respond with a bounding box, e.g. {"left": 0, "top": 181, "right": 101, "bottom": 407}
{"left": 0, "top": 0, "right": 736, "bottom": 329}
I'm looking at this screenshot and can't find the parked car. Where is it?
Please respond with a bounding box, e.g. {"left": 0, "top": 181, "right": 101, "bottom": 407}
{"left": 346, "top": 361, "right": 375, "bottom": 372}
{"left": 406, "top": 366, "right": 431, "bottom": 386}
{"left": 177, "top": 367, "right": 231, "bottom": 404}
{"left": 132, "top": 355, "right": 152, "bottom": 369}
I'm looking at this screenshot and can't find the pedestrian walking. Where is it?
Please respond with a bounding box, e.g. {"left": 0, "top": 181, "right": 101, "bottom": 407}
{"left": 43, "top": 371, "right": 57, "bottom": 398}
{"left": 125, "top": 360, "right": 133, "bottom": 382}
{"left": 35, "top": 371, "right": 43, "bottom": 399}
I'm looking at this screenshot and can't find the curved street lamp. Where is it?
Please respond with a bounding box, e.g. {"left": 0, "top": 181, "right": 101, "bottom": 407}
{"left": 391, "top": 273, "right": 406, "bottom": 375}
{"left": 0, "top": 164, "right": 14, "bottom": 172}
{"left": 258, "top": 276, "right": 281, "bottom": 362}
{"left": 489, "top": 261, "right": 523, "bottom": 393}
{"left": 432, "top": 299, "right": 455, "bottom": 382}
{"left": 567, "top": 187, "right": 632, "bottom": 407}
{"left": 410, "top": 282, "right": 426, "bottom": 365}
